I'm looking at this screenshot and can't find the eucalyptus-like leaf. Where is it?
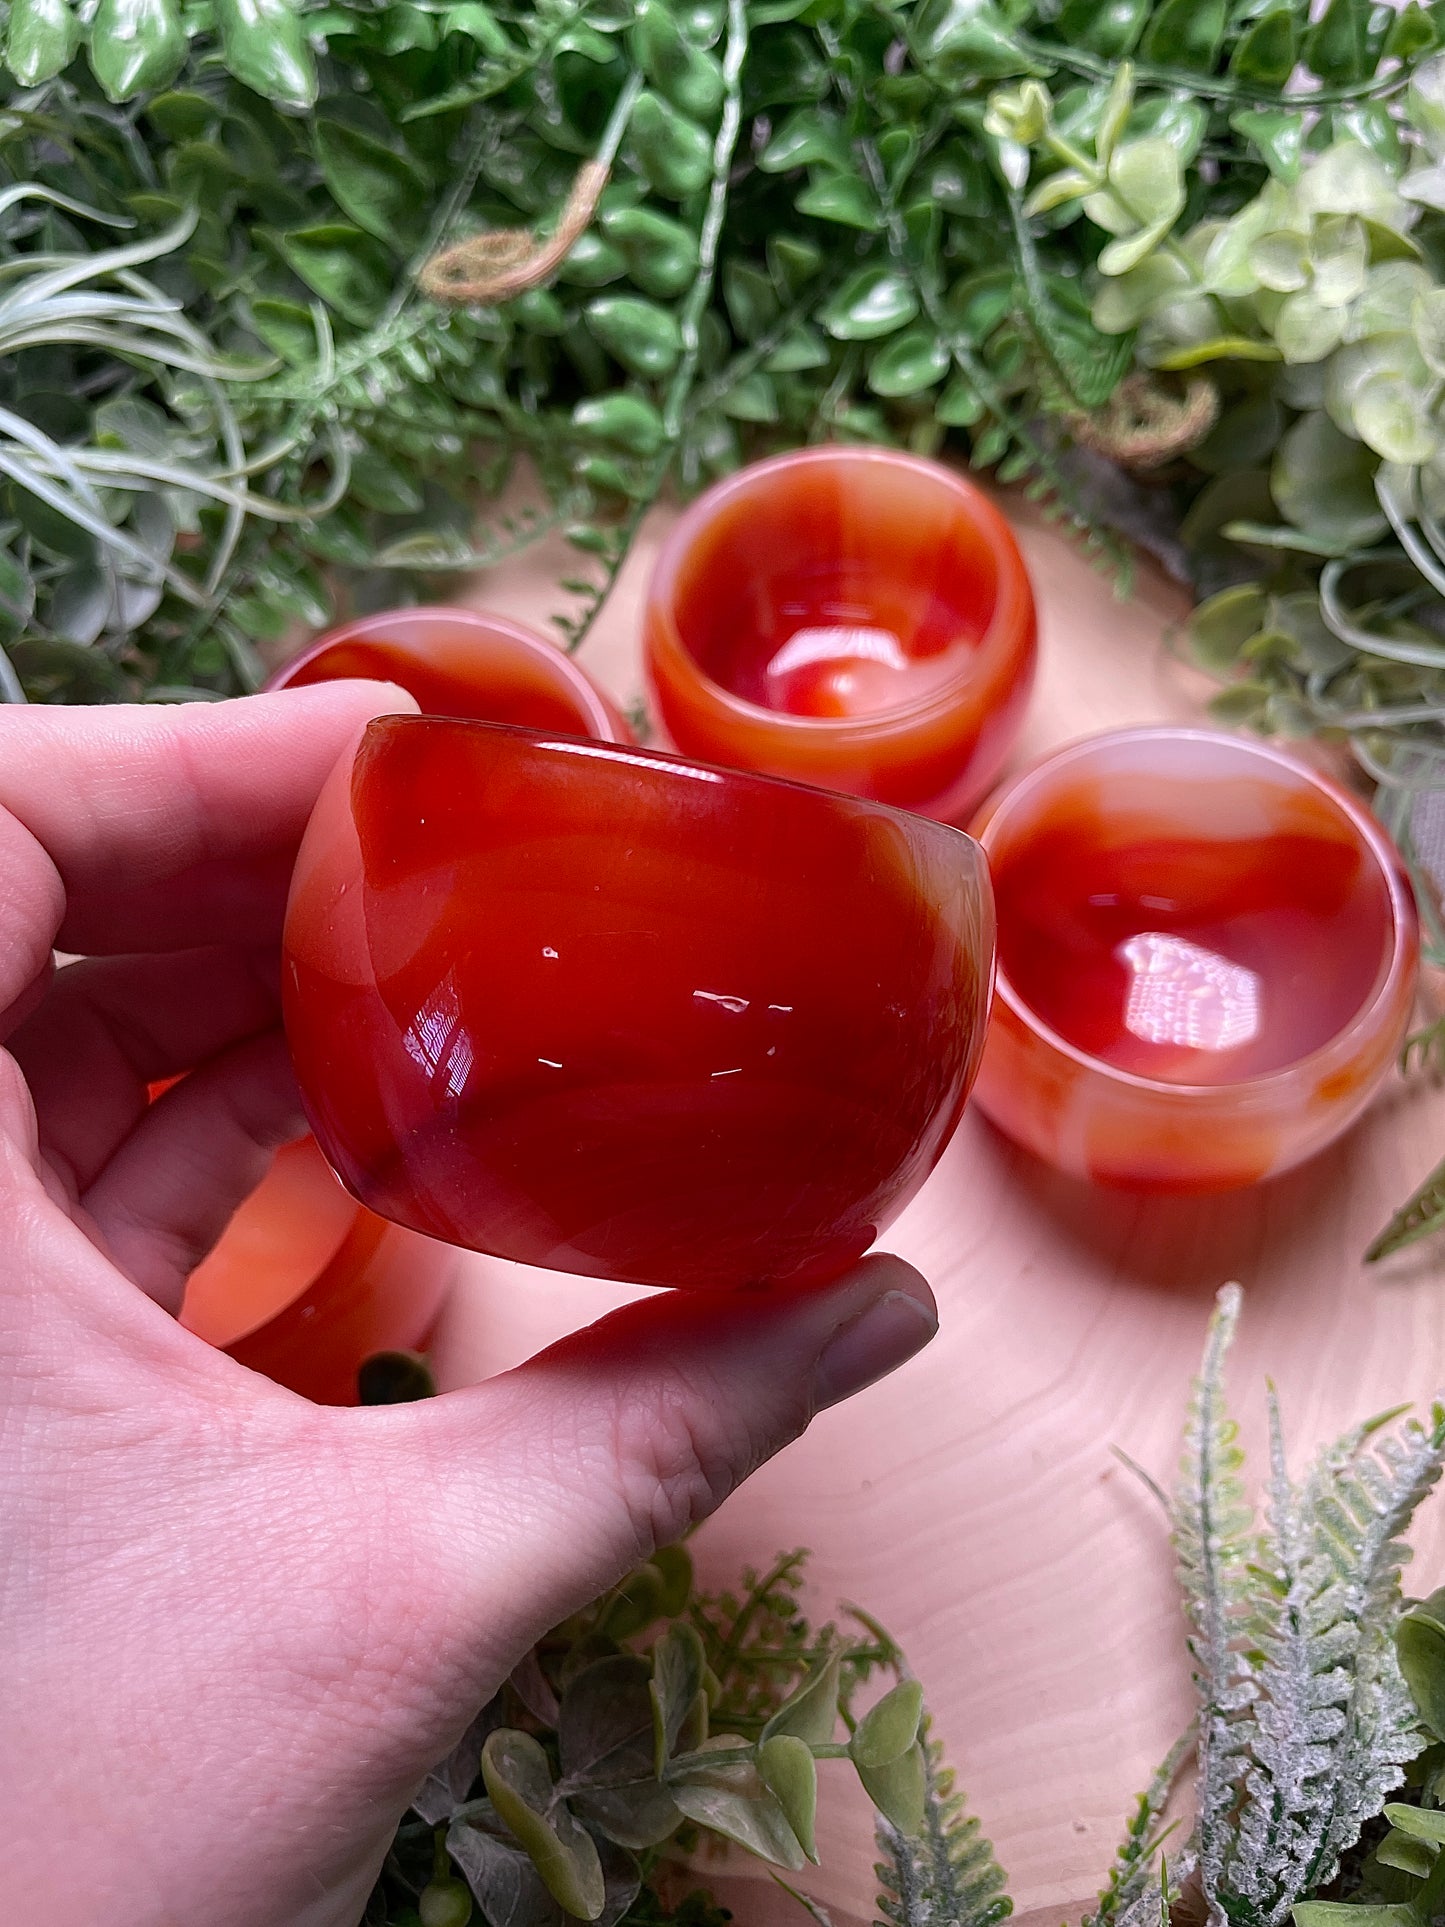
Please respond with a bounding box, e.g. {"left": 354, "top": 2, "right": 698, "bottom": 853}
{"left": 757, "top": 1734, "right": 819, "bottom": 1863}
{"left": 560, "top": 1655, "right": 680, "bottom": 1851}
{"left": 1351, "top": 373, "right": 1439, "bottom": 465}
{"left": 1383, "top": 1802, "right": 1445, "bottom": 1843}
{"left": 1298, "top": 141, "right": 1407, "bottom": 227}
{"left": 761, "top": 1651, "right": 842, "bottom": 1746}
{"left": 1085, "top": 139, "right": 1183, "bottom": 242}
{"left": 480, "top": 1730, "right": 606, "bottom": 1922}
{"left": 856, "top": 1739, "right": 927, "bottom": 1838}
{"left": 1399, "top": 1590, "right": 1445, "bottom": 1739}
{"left": 669, "top": 1736, "right": 807, "bottom": 1871}
{"left": 1187, "top": 584, "right": 1269, "bottom": 674}
{"left": 850, "top": 1681, "right": 924, "bottom": 1771}
{"left": 1309, "top": 215, "right": 1369, "bottom": 310}
{"left": 1272, "top": 409, "right": 1388, "bottom": 545}
{"left": 650, "top": 1621, "right": 706, "bottom": 1770}
{"left": 1274, "top": 291, "right": 1348, "bottom": 364}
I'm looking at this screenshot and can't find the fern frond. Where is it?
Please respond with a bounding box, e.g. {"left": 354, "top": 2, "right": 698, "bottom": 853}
{"left": 1211, "top": 1387, "right": 1445, "bottom": 1925}
{"left": 1174, "top": 1284, "right": 1259, "bottom": 1919}
{"left": 873, "top": 1718, "right": 1012, "bottom": 1927}
{"left": 1085, "top": 1731, "right": 1194, "bottom": 1927}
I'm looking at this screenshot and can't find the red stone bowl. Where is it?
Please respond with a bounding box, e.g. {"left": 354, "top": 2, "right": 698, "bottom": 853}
{"left": 179, "top": 1136, "right": 456, "bottom": 1406}
{"left": 968, "top": 727, "right": 1419, "bottom": 1191}
{"left": 269, "top": 605, "right": 631, "bottom": 741}
{"left": 282, "top": 718, "right": 995, "bottom": 1291}
{"left": 644, "top": 447, "right": 1036, "bottom": 822}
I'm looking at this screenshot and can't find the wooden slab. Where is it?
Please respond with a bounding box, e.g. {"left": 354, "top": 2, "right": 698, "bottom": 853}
{"left": 429, "top": 495, "right": 1445, "bottom": 1927}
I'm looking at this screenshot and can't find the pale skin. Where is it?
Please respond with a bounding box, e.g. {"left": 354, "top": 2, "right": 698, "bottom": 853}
{"left": 0, "top": 683, "right": 939, "bottom": 1927}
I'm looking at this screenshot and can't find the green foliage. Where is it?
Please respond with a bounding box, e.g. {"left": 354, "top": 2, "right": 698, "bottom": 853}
{"left": 368, "top": 1292, "right": 1445, "bottom": 1927}
{"left": 366, "top": 1542, "right": 934, "bottom": 1924}
{"left": 1177, "top": 1285, "right": 1445, "bottom": 1927}
{"left": 25, "top": 0, "right": 1406, "bottom": 700}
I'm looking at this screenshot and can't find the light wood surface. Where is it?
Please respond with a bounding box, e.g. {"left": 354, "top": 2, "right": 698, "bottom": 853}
{"left": 428, "top": 496, "right": 1445, "bottom": 1927}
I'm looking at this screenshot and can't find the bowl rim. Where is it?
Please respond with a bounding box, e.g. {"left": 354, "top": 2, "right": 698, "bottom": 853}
{"left": 357, "top": 710, "right": 991, "bottom": 866}
{"left": 266, "top": 603, "right": 625, "bottom": 743}
{"left": 974, "top": 723, "right": 1419, "bottom": 1099}
{"left": 645, "top": 446, "right": 1037, "bottom": 741}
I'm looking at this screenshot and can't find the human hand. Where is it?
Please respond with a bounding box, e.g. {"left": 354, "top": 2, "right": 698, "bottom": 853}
{"left": 0, "top": 690, "right": 939, "bottom": 1927}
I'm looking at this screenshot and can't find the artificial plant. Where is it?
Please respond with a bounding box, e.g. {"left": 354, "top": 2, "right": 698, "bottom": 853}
{"left": 5, "top": 0, "right": 1444, "bottom": 703}
{"left": 363, "top": 1287, "right": 1445, "bottom": 1927}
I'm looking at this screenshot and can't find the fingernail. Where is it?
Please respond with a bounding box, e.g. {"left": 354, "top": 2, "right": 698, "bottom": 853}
{"left": 810, "top": 1284, "right": 938, "bottom": 1412}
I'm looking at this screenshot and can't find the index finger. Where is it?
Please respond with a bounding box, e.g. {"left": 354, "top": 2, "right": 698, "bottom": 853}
{"left": 0, "top": 682, "right": 414, "bottom": 1023}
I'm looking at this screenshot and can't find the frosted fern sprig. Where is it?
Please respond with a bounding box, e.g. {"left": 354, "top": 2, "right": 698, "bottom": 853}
{"left": 1176, "top": 1283, "right": 1260, "bottom": 1921}
{"left": 1084, "top": 1731, "right": 1194, "bottom": 1927}
{"left": 873, "top": 1718, "right": 1012, "bottom": 1927}
{"left": 1177, "top": 1288, "right": 1445, "bottom": 1927}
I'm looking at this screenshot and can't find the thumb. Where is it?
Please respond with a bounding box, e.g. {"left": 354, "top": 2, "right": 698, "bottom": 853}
{"left": 410, "top": 1254, "right": 936, "bottom": 1664}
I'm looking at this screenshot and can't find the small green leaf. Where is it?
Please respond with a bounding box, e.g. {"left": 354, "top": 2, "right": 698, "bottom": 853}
{"left": 1188, "top": 584, "right": 1269, "bottom": 672}
{"left": 1139, "top": 0, "right": 1226, "bottom": 70}
{"left": 261, "top": 223, "right": 392, "bottom": 327}
{"left": 1271, "top": 409, "right": 1386, "bottom": 545}
{"left": 795, "top": 171, "right": 879, "bottom": 230}
{"left": 1274, "top": 291, "right": 1347, "bottom": 364}
{"left": 88, "top": 0, "right": 187, "bottom": 100}
{"left": 856, "top": 1739, "right": 927, "bottom": 1837}
{"left": 314, "top": 120, "right": 429, "bottom": 250}
{"left": 763, "top": 325, "right": 830, "bottom": 373}
{"left": 650, "top": 1621, "right": 706, "bottom": 1770}
{"left": 669, "top": 1737, "right": 806, "bottom": 1871}
{"left": 923, "top": 0, "right": 1035, "bottom": 78}
{"left": 1383, "top": 1803, "right": 1445, "bottom": 1844}
{"left": 481, "top": 1729, "right": 606, "bottom": 1922}
{"left": 1351, "top": 373, "right": 1438, "bottom": 464}
{"left": 1233, "top": 108, "right": 1306, "bottom": 181}
{"left": 851, "top": 1681, "right": 925, "bottom": 1770}
{"left": 629, "top": 91, "right": 712, "bottom": 199}
{"left": 572, "top": 393, "right": 667, "bottom": 457}
{"left": 651, "top": 1541, "right": 697, "bottom": 1618}
{"left": 1304, "top": 0, "right": 1372, "bottom": 84}
{"left": 1385, "top": 4, "right": 1438, "bottom": 64}
{"left": 1230, "top": 7, "right": 1298, "bottom": 85}
{"left": 867, "top": 327, "right": 948, "bottom": 397}
{"left": 5, "top": 0, "right": 80, "bottom": 86}
{"left": 586, "top": 295, "right": 683, "bottom": 378}
{"left": 761, "top": 1652, "right": 842, "bottom": 1746}
{"left": 1399, "top": 1592, "right": 1445, "bottom": 1738}
{"left": 348, "top": 447, "right": 424, "bottom": 515}
{"left": 1054, "top": 0, "right": 1149, "bottom": 59}
{"left": 757, "top": 1735, "right": 818, "bottom": 1863}
{"left": 1093, "top": 138, "right": 1185, "bottom": 238}
{"left": 757, "top": 106, "right": 852, "bottom": 174}
{"left": 599, "top": 207, "right": 698, "bottom": 298}
{"left": 820, "top": 269, "right": 918, "bottom": 342}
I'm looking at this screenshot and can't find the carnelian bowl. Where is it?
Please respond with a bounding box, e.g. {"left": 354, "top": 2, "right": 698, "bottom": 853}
{"left": 969, "top": 727, "right": 1419, "bottom": 1190}
{"left": 283, "top": 719, "right": 995, "bottom": 1290}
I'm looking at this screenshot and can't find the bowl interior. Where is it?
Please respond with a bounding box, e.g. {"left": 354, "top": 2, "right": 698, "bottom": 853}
{"left": 276, "top": 608, "right": 610, "bottom": 736}
{"left": 983, "top": 733, "right": 1399, "bottom": 1087}
{"left": 659, "top": 454, "right": 1010, "bottom": 723}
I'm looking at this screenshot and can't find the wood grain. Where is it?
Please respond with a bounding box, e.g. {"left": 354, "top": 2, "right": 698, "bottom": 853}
{"left": 429, "top": 495, "right": 1445, "bottom": 1927}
